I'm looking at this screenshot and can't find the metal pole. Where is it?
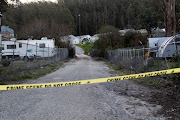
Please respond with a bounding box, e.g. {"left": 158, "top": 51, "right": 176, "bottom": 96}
{"left": 25, "top": 40, "right": 29, "bottom": 61}
{"left": 36, "top": 41, "right": 37, "bottom": 60}
{"left": 143, "top": 47, "right": 145, "bottom": 72}
{"left": 56, "top": 48, "right": 58, "bottom": 62}
{"left": 135, "top": 49, "right": 137, "bottom": 73}
{"left": 157, "top": 42, "right": 160, "bottom": 71}
{"left": 0, "top": 13, "right": 2, "bottom": 62}
{"left": 174, "top": 35, "right": 178, "bottom": 54}
{"left": 123, "top": 50, "right": 124, "bottom": 61}
{"left": 48, "top": 45, "right": 50, "bottom": 64}
{"left": 78, "top": 14, "right": 81, "bottom": 36}
{"left": 43, "top": 47, "right": 44, "bottom": 65}
{"left": 12, "top": 40, "right": 16, "bottom": 67}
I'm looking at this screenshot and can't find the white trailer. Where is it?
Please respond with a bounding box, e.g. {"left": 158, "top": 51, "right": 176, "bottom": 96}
{"left": 1, "top": 37, "right": 56, "bottom": 60}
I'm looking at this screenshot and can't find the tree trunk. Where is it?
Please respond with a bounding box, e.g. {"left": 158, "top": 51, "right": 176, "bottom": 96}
{"left": 164, "top": 0, "right": 175, "bottom": 36}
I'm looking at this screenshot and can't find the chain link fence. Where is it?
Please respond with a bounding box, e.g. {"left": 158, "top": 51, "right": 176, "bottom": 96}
{"left": 0, "top": 41, "right": 69, "bottom": 71}
{"left": 107, "top": 48, "right": 170, "bottom": 73}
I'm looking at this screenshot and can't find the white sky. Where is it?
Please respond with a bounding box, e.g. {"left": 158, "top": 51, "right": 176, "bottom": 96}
{"left": 21, "top": 0, "right": 57, "bottom": 3}
{"left": 8, "top": 0, "right": 58, "bottom": 4}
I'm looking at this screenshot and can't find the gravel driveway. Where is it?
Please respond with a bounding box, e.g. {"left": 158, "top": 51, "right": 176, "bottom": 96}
{"left": 0, "top": 46, "right": 165, "bottom": 120}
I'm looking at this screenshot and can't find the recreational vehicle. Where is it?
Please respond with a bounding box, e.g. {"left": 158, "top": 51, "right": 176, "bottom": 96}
{"left": 1, "top": 37, "right": 56, "bottom": 60}
{"left": 148, "top": 34, "right": 180, "bottom": 58}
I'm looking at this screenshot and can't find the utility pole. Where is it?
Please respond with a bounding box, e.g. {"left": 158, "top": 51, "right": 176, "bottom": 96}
{"left": 78, "top": 14, "right": 81, "bottom": 36}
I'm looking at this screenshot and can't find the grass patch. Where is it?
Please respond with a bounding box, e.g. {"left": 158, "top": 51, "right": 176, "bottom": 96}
{"left": 34, "top": 66, "right": 54, "bottom": 77}
{"left": 168, "top": 61, "right": 180, "bottom": 85}
{"left": 12, "top": 65, "right": 58, "bottom": 81}
{"left": 75, "top": 43, "right": 94, "bottom": 54}
{"left": 107, "top": 62, "right": 123, "bottom": 71}
{"left": 0, "top": 82, "right": 6, "bottom": 85}
{"left": 0, "top": 58, "right": 69, "bottom": 84}
{"left": 15, "top": 75, "right": 35, "bottom": 80}
{"left": 105, "top": 60, "right": 164, "bottom": 88}
{"left": 133, "top": 77, "right": 163, "bottom": 89}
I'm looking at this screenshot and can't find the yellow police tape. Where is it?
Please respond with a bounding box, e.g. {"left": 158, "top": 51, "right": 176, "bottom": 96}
{"left": 0, "top": 68, "right": 180, "bottom": 91}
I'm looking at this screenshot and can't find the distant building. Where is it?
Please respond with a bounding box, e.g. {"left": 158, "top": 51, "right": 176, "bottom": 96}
{"left": 61, "top": 34, "right": 99, "bottom": 44}
{"left": 119, "top": 29, "right": 136, "bottom": 35}
{"left": 119, "top": 29, "right": 148, "bottom": 36}
{"left": 1, "top": 25, "right": 14, "bottom": 39}
{"left": 151, "top": 27, "right": 166, "bottom": 37}
{"left": 137, "top": 29, "right": 148, "bottom": 36}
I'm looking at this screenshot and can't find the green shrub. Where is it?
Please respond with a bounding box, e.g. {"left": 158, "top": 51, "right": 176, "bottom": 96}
{"left": 76, "top": 43, "right": 94, "bottom": 54}
{"left": 0, "top": 82, "right": 6, "bottom": 85}
{"left": 169, "top": 55, "right": 180, "bottom": 84}
{"left": 17, "top": 75, "right": 34, "bottom": 79}
{"left": 173, "top": 53, "right": 180, "bottom": 62}
{"left": 1, "top": 59, "right": 11, "bottom": 66}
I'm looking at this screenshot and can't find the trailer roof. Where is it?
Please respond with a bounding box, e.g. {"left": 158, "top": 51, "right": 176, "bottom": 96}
{"left": 148, "top": 37, "right": 171, "bottom": 52}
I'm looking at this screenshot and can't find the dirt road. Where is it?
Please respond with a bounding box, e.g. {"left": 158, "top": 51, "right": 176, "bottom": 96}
{"left": 0, "top": 46, "right": 165, "bottom": 120}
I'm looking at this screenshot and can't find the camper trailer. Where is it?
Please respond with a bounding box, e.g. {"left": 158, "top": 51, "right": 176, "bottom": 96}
{"left": 1, "top": 37, "right": 56, "bottom": 60}
{"left": 148, "top": 34, "right": 180, "bottom": 58}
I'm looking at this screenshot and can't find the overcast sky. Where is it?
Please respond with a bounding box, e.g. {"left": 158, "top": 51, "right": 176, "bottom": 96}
{"left": 8, "top": 0, "right": 57, "bottom": 4}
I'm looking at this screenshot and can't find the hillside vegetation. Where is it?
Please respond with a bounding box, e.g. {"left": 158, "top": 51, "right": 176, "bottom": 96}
{"left": 2, "top": 0, "right": 180, "bottom": 38}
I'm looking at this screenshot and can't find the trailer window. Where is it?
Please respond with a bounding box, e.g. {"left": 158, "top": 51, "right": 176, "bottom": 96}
{"left": 39, "top": 43, "right": 45, "bottom": 48}
{"left": 19, "top": 43, "right": 22, "bottom": 48}
{"left": 7, "top": 45, "right": 16, "bottom": 49}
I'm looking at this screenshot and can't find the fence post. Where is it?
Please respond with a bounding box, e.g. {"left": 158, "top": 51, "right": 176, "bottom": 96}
{"left": 165, "top": 56, "right": 169, "bottom": 69}
{"left": 43, "top": 47, "right": 45, "bottom": 66}
{"left": 24, "top": 40, "right": 29, "bottom": 68}
{"left": 48, "top": 45, "right": 50, "bottom": 64}
{"left": 127, "top": 49, "right": 129, "bottom": 59}
{"left": 134, "top": 49, "right": 137, "bottom": 73}
{"left": 157, "top": 43, "right": 160, "bottom": 71}
{"left": 53, "top": 48, "right": 55, "bottom": 63}
{"left": 56, "top": 48, "right": 58, "bottom": 62}
{"left": 123, "top": 49, "right": 124, "bottom": 60}
{"left": 130, "top": 49, "right": 132, "bottom": 59}
{"left": 58, "top": 48, "right": 60, "bottom": 61}
{"left": 36, "top": 42, "right": 37, "bottom": 60}
{"left": 143, "top": 47, "right": 145, "bottom": 72}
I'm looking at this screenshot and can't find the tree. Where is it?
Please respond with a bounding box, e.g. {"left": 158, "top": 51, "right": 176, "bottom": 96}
{"left": 2, "top": 1, "right": 74, "bottom": 40}
{"left": 18, "top": 18, "right": 71, "bottom": 39}
{"left": 164, "top": 0, "right": 176, "bottom": 36}
{"left": 0, "top": 0, "right": 8, "bottom": 12}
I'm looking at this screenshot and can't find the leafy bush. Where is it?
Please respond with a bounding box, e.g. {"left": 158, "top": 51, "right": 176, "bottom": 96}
{"left": 123, "top": 32, "right": 147, "bottom": 47}
{"left": 76, "top": 43, "right": 94, "bottom": 54}
{"left": 173, "top": 53, "right": 180, "bottom": 62}
{"left": 92, "top": 25, "right": 147, "bottom": 58}
{"left": 169, "top": 54, "right": 180, "bottom": 84}
{"left": 17, "top": 75, "right": 34, "bottom": 80}
{"left": 90, "top": 49, "right": 106, "bottom": 58}
{"left": 1, "top": 59, "right": 11, "bottom": 67}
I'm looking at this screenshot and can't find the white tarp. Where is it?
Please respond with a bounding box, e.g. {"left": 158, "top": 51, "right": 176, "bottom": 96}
{"left": 148, "top": 37, "right": 171, "bottom": 52}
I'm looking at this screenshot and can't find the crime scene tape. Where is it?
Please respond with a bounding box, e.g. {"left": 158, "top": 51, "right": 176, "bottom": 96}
{"left": 0, "top": 68, "right": 180, "bottom": 91}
